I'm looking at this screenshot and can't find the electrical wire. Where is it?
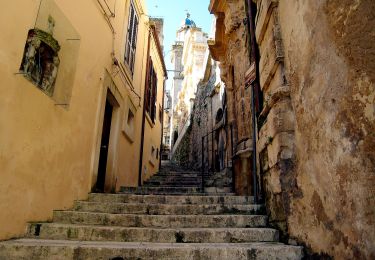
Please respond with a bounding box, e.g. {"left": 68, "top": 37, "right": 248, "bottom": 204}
{"left": 97, "top": 0, "right": 141, "bottom": 105}
{"left": 96, "top": 0, "right": 115, "bottom": 33}
{"left": 34, "top": 0, "right": 43, "bottom": 28}
{"left": 103, "top": 0, "right": 115, "bottom": 17}
{"left": 112, "top": 56, "right": 142, "bottom": 104}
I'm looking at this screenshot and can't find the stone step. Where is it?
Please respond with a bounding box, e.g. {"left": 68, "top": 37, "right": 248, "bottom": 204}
{"left": 146, "top": 177, "right": 219, "bottom": 184}
{"left": 142, "top": 184, "right": 201, "bottom": 188}
{"left": 130, "top": 184, "right": 233, "bottom": 193}
{"left": 205, "top": 179, "right": 233, "bottom": 186}
{"left": 27, "top": 224, "right": 279, "bottom": 243}
{"left": 146, "top": 176, "right": 230, "bottom": 184}
{"left": 204, "top": 187, "right": 233, "bottom": 193}
{"left": 53, "top": 211, "right": 268, "bottom": 228}
{"left": 119, "top": 189, "right": 234, "bottom": 196}
{"left": 148, "top": 175, "right": 202, "bottom": 180}
{"left": 0, "top": 239, "right": 303, "bottom": 260}
{"left": 156, "top": 173, "right": 200, "bottom": 176}
{"left": 144, "top": 180, "right": 225, "bottom": 186}
{"left": 158, "top": 170, "right": 200, "bottom": 174}
{"left": 143, "top": 181, "right": 202, "bottom": 186}
{"left": 73, "top": 201, "right": 264, "bottom": 215}
{"left": 120, "top": 186, "right": 202, "bottom": 194}
{"left": 150, "top": 175, "right": 203, "bottom": 180}
{"left": 88, "top": 193, "right": 254, "bottom": 204}
{"left": 155, "top": 172, "right": 203, "bottom": 178}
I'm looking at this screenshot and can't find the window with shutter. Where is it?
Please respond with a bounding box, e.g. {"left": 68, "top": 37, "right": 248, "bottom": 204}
{"left": 151, "top": 69, "right": 157, "bottom": 121}
{"left": 145, "top": 59, "right": 152, "bottom": 114}
{"left": 124, "top": 1, "right": 138, "bottom": 73}
{"left": 145, "top": 58, "right": 158, "bottom": 124}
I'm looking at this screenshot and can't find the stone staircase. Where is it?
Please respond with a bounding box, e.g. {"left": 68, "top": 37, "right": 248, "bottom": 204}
{"left": 0, "top": 164, "right": 303, "bottom": 259}
{"left": 121, "top": 163, "right": 233, "bottom": 195}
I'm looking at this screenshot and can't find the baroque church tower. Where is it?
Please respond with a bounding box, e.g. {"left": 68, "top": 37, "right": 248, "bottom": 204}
{"left": 169, "top": 14, "right": 208, "bottom": 153}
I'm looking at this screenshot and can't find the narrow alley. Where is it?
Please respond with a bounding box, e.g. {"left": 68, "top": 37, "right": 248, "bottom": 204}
{"left": 0, "top": 0, "right": 374, "bottom": 259}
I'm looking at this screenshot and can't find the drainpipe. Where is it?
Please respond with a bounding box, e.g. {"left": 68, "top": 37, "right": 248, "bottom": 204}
{"left": 245, "top": 0, "right": 260, "bottom": 203}
{"left": 138, "top": 27, "right": 151, "bottom": 186}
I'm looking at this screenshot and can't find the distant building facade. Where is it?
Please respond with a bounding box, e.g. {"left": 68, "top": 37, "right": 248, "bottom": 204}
{"left": 168, "top": 14, "right": 208, "bottom": 157}
{"left": 161, "top": 90, "right": 172, "bottom": 159}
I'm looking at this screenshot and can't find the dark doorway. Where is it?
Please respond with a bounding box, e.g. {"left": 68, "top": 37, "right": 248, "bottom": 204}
{"left": 173, "top": 130, "right": 178, "bottom": 146}
{"left": 96, "top": 97, "right": 113, "bottom": 192}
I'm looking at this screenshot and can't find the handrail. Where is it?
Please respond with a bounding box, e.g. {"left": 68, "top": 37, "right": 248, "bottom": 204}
{"left": 200, "top": 123, "right": 234, "bottom": 193}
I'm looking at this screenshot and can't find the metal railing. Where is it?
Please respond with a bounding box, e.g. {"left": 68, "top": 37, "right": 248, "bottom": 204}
{"left": 200, "top": 124, "right": 234, "bottom": 192}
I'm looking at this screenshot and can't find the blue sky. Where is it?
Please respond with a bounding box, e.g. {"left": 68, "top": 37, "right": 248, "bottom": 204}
{"left": 146, "top": 0, "right": 212, "bottom": 90}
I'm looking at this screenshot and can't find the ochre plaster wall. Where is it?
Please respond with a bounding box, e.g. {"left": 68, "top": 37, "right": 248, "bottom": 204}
{"left": 141, "top": 36, "right": 165, "bottom": 182}
{"left": 111, "top": 0, "right": 149, "bottom": 189}
{"left": 0, "top": 0, "right": 159, "bottom": 240}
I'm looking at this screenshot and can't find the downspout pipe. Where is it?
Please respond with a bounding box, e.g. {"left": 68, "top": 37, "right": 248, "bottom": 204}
{"left": 138, "top": 28, "right": 152, "bottom": 186}
{"left": 245, "top": 0, "right": 260, "bottom": 203}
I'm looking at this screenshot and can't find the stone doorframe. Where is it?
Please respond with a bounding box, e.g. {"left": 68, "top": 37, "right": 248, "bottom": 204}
{"left": 90, "top": 70, "right": 123, "bottom": 193}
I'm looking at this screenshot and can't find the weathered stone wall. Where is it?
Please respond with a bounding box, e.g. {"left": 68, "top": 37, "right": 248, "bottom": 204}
{"left": 189, "top": 74, "right": 212, "bottom": 170}
{"left": 209, "top": 0, "right": 255, "bottom": 195}
{"left": 255, "top": 0, "right": 375, "bottom": 258}
{"left": 175, "top": 58, "right": 224, "bottom": 171}
{"left": 254, "top": 0, "right": 297, "bottom": 245}
{"left": 223, "top": 1, "right": 252, "bottom": 144}
{"left": 171, "top": 125, "right": 192, "bottom": 168}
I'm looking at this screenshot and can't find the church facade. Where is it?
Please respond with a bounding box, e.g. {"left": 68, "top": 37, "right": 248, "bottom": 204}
{"left": 168, "top": 15, "right": 208, "bottom": 156}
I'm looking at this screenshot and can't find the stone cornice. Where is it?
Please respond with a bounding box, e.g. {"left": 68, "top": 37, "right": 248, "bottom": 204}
{"left": 255, "top": 0, "right": 279, "bottom": 44}
{"left": 150, "top": 24, "right": 168, "bottom": 78}
{"left": 209, "top": 0, "right": 237, "bottom": 13}
{"left": 209, "top": 0, "right": 225, "bottom": 14}
{"left": 192, "top": 44, "right": 207, "bottom": 51}
{"left": 208, "top": 12, "right": 227, "bottom": 62}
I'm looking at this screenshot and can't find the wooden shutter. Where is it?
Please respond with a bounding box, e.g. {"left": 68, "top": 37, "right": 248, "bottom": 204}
{"left": 151, "top": 67, "right": 157, "bottom": 122}
{"left": 145, "top": 59, "right": 153, "bottom": 114}
{"left": 125, "top": 5, "right": 134, "bottom": 65}
{"left": 125, "top": 1, "right": 138, "bottom": 73}
{"left": 144, "top": 57, "right": 157, "bottom": 123}
{"left": 132, "top": 16, "right": 138, "bottom": 49}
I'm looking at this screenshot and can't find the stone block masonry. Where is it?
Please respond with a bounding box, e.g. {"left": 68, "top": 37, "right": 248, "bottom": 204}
{"left": 209, "top": 0, "right": 375, "bottom": 258}
{"left": 254, "top": 0, "right": 375, "bottom": 258}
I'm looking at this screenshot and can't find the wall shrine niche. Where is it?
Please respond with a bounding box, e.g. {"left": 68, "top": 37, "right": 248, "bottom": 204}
{"left": 18, "top": 0, "right": 81, "bottom": 107}
{"left": 20, "top": 16, "right": 60, "bottom": 97}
